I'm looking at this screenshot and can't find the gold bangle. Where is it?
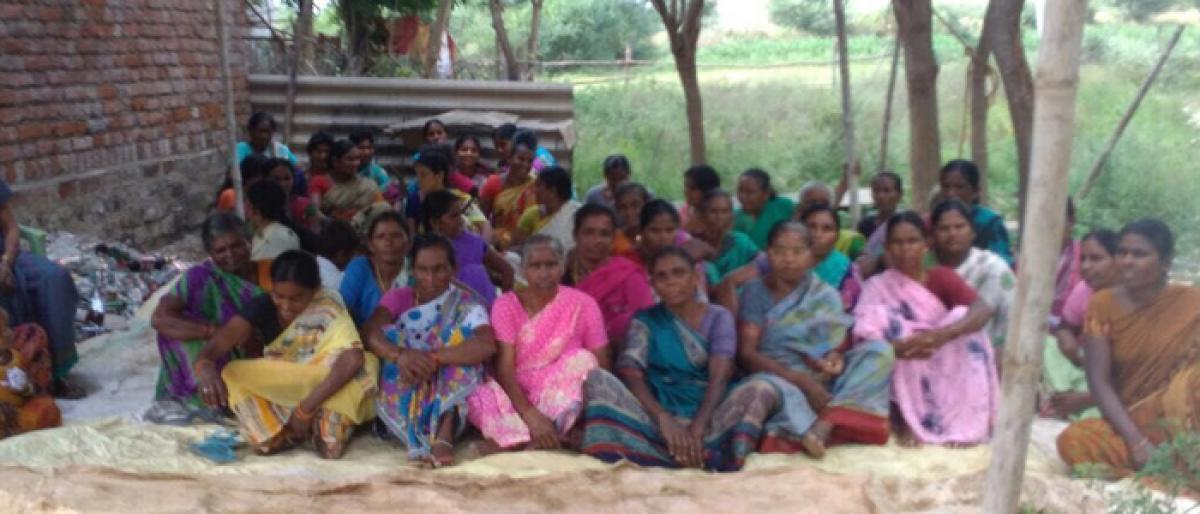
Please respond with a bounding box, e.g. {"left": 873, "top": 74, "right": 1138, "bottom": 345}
{"left": 293, "top": 403, "right": 316, "bottom": 421}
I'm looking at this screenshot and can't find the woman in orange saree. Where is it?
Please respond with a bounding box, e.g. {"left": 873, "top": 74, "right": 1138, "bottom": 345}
{"left": 1057, "top": 218, "right": 1200, "bottom": 482}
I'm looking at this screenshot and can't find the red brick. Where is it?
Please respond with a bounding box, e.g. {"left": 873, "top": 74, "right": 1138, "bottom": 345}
{"left": 1, "top": 39, "right": 30, "bottom": 55}
{"left": 81, "top": 23, "right": 113, "bottom": 38}
{"left": 97, "top": 84, "right": 118, "bottom": 100}
{"left": 22, "top": 56, "right": 55, "bottom": 71}
{"left": 57, "top": 181, "right": 75, "bottom": 200}
{"left": 17, "top": 123, "right": 49, "bottom": 140}
{"left": 0, "top": 4, "right": 22, "bottom": 18}
{"left": 0, "top": 108, "right": 21, "bottom": 124}
{"left": 0, "top": 145, "right": 19, "bottom": 163}
{"left": 53, "top": 122, "right": 88, "bottom": 137}
{"left": 38, "top": 7, "right": 64, "bottom": 22}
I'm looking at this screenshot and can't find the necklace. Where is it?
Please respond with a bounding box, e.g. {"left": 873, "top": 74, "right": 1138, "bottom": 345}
{"left": 571, "top": 256, "right": 600, "bottom": 285}
{"left": 373, "top": 261, "right": 399, "bottom": 292}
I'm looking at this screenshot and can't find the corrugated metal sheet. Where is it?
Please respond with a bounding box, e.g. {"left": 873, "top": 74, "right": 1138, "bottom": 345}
{"left": 248, "top": 74, "right": 575, "bottom": 169}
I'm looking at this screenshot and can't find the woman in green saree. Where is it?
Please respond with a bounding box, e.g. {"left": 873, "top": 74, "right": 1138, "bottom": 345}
{"left": 581, "top": 248, "right": 779, "bottom": 471}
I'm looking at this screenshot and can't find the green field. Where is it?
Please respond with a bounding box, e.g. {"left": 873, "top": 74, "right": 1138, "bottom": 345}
{"left": 550, "top": 27, "right": 1200, "bottom": 264}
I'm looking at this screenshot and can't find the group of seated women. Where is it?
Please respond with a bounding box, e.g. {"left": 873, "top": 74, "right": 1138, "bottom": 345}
{"left": 146, "top": 113, "right": 1197, "bottom": 483}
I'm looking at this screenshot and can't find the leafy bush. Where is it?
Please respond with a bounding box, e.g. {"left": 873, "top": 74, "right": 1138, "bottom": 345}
{"left": 1109, "top": 0, "right": 1178, "bottom": 22}
{"left": 448, "top": 0, "right": 662, "bottom": 66}
{"left": 539, "top": 0, "right": 662, "bottom": 61}
{"left": 1100, "top": 429, "right": 1200, "bottom": 513}
{"left": 768, "top": 0, "right": 836, "bottom": 36}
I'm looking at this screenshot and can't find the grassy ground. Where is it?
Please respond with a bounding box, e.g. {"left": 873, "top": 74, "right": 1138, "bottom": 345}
{"left": 553, "top": 25, "right": 1200, "bottom": 261}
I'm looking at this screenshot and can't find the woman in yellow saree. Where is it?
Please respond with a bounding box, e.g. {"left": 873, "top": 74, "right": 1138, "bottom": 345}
{"left": 195, "top": 250, "right": 379, "bottom": 459}
{"left": 1057, "top": 219, "right": 1200, "bottom": 481}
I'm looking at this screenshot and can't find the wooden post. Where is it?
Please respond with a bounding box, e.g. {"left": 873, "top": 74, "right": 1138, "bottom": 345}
{"left": 833, "top": 0, "right": 859, "bottom": 223}
{"left": 283, "top": 19, "right": 299, "bottom": 146}
{"left": 879, "top": 36, "right": 900, "bottom": 172}
{"left": 981, "top": 2, "right": 1088, "bottom": 513}
{"left": 623, "top": 44, "right": 632, "bottom": 85}
{"left": 1079, "top": 24, "right": 1185, "bottom": 199}
{"left": 213, "top": 0, "right": 243, "bottom": 219}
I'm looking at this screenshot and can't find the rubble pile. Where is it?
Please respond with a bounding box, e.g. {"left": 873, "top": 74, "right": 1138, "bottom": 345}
{"left": 44, "top": 232, "right": 189, "bottom": 339}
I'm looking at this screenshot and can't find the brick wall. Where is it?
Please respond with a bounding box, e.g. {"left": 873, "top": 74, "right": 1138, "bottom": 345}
{"left": 0, "top": 0, "right": 250, "bottom": 248}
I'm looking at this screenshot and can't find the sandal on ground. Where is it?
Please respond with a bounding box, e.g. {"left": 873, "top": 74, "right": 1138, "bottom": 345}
{"left": 189, "top": 429, "right": 243, "bottom": 464}
{"left": 144, "top": 401, "right": 193, "bottom": 426}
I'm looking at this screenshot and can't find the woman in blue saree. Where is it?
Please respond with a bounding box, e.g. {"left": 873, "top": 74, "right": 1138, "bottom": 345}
{"left": 738, "top": 221, "right": 894, "bottom": 458}
{"left": 0, "top": 179, "right": 82, "bottom": 398}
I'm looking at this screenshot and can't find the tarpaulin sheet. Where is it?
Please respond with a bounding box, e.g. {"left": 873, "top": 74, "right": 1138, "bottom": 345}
{"left": 0, "top": 296, "right": 1116, "bottom": 513}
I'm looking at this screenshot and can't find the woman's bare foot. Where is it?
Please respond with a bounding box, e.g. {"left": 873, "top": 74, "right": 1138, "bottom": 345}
{"left": 895, "top": 425, "right": 923, "bottom": 448}
{"left": 430, "top": 412, "right": 457, "bottom": 467}
{"left": 474, "top": 439, "right": 505, "bottom": 456}
{"left": 810, "top": 420, "right": 833, "bottom": 445}
{"left": 800, "top": 433, "right": 827, "bottom": 459}
{"left": 562, "top": 424, "right": 585, "bottom": 450}
{"left": 431, "top": 441, "right": 456, "bottom": 467}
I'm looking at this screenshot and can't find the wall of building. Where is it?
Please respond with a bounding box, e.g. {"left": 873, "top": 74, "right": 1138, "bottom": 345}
{"left": 0, "top": 0, "right": 250, "bottom": 248}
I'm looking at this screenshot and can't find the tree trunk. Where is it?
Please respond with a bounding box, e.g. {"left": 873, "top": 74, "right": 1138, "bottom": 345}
{"left": 981, "top": 2, "right": 1088, "bottom": 513}
{"left": 675, "top": 46, "right": 707, "bottom": 165}
{"left": 424, "top": 0, "right": 453, "bottom": 78}
{"left": 969, "top": 24, "right": 992, "bottom": 199}
{"left": 892, "top": 0, "right": 941, "bottom": 211}
{"left": 833, "top": 0, "right": 859, "bottom": 223}
{"left": 880, "top": 36, "right": 901, "bottom": 172}
{"left": 968, "top": 51, "right": 990, "bottom": 198}
{"left": 525, "top": 0, "right": 544, "bottom": 80}
{"left": 340, "top": 0, "right": 371, "bottom": 75}
{"left": 295, "top": 0, "right": 314, "bottom": 72}
{"left": 650, "top": 0, "right": 708, "bottom": 165}
{"left": 488, "top": 0, "right": 520, "bottom": 81}
{"left": 986, "top": 0, "right": 1035, "bottom": 231}
{"left": 1080, "top": 25, "right": 1185, "bottom": 199}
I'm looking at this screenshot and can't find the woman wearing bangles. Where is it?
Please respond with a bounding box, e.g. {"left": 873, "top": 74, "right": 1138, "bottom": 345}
{"left": 147, "top": 214, "right": 264, "bottom": 425}
{"left": 1057, "top": 219, "right": 1200, "bottom": 481}
{"left": 194, "top": 251, "right": 378, "bottom": 458}
{"left": 363, "top": 234, "right": 496, "bottom": 467}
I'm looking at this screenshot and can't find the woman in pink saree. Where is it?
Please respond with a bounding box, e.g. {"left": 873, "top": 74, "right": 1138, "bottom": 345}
{"left": 853, "top": 212, "right": 999, "bottom": 446}
{"left": 468, "top": 234, "right": 611, "bottom": 450}
{"left": 566, "top": 204, "right": 655, "bottom": 353}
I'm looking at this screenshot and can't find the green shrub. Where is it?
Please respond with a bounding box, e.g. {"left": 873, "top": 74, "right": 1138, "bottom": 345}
{"left": 768, "top": 0, "right": 836, "bottom": 37}
{"left": 538, "top": 0, "right": 662, "bottom": 61}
